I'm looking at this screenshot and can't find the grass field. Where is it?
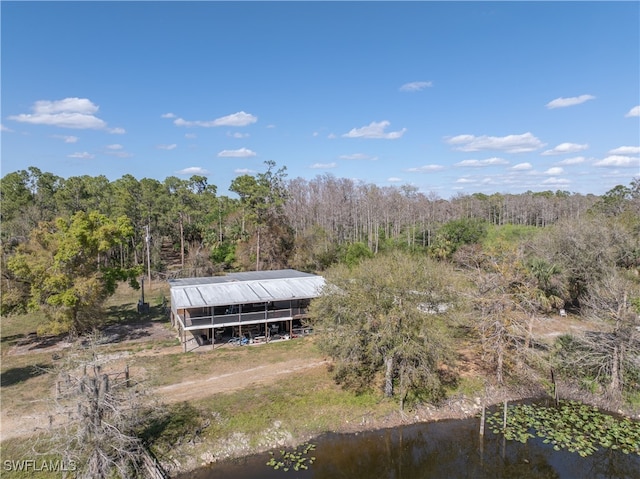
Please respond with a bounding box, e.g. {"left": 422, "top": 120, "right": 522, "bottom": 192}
{"left": 0, "top": 282, "right": 406, "bottom": 478}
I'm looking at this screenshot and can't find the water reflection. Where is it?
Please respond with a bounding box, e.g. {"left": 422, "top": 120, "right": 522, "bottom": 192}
{"left": 182, "top": 417, "right": 640, "bottom": 479}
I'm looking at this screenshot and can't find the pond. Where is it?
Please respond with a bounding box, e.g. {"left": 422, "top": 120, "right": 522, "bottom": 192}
{"left": 179, "top": 401, "right": 640, "bottom": 479}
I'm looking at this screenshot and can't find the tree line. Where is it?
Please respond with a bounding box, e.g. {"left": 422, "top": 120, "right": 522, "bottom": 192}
{"left": 3, "top": 163, "right": 633, "bottom": 273}
{"left": 1, "top": 162, "right": 639, "bottom": 473}
{"left": 309, "top": 207, "right": 640, "bottom": 408}
{"left": 1, "top": 163, "right": 638, "bottom": 333}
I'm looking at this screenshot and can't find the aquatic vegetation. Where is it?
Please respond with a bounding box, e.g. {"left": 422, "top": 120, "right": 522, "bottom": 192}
{"left": 486, "top": 400, "right": 640, "bottom": 457}
{"left": 266, "top": 443, "right": 316, "bottom": 472}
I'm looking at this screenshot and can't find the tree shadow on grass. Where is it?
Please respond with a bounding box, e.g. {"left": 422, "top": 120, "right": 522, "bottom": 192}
{"left": 1, "top": 363, "right": 49, "bottom": 387}
{"left": 106, "top": 302, "right": 170, "bottom": 326}
{"left": 85, "top": 303, "right": 173, "bottom": 346}
{"left": 139, "top": 402, "right": 206, "bottom": 449}
{"left": 0, "top": 333, "right": 27, "bottom": 345}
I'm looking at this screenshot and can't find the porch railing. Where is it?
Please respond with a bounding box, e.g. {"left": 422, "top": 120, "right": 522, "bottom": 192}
{"left": 182, "top": 307, "right": 308, "bottom": 329}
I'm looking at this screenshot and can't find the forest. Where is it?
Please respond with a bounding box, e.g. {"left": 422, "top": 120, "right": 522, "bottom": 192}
{"left": 1, "top": 162, "right": 639, "bottom": 407}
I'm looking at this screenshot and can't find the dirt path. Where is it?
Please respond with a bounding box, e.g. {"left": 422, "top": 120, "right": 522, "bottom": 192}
{"left": 0, "top": 351, "right": 327, "bottom": 441}
{"left": 0, "top": 312, "right": 593, "bottom": 442}
{"left": 155, "top": 358, "right": 329, "bottom": 403}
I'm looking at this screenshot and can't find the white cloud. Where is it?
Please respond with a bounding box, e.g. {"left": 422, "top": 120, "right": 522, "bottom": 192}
{"left": 227, "top": 132, "right": 249, "bottom": 139}
{"left": 406, "top": 164, "right": 445, "bottom": 173}
{"left": 455, "top": 157, "right": 509, "bottom": 167}
{"left": 343, "top": 121, "right": 406, "bottom": 139}
{"left": 339, "top": 153, "right": 376, "bottom": 160}
{"left": 542, "top": 177, "right": 571, "bottom": 185}
{"left": 177, "top": 167, "right": 209, "bottom": 175}
{"left": 546, "top": 94, "right": 596, "bottom": 109}
{"left": 446, "top": 132, "right": 544, "bottom": 153}
{"left": 399, "top": 81, "right": 433, "bottom": 92}
{"left": 511, "top": 163, "right": 533, "bottom": 170}
{"left": 594, "top": 155, "right": 640, "bottom": 167}
{"left": 108, "top": 151, "right": 133, "bottom": 159}
{"left": 541, "top": 142, "right": 588, "bottom": 156}
{"left": 455, "top": 177, "right": 475, "bottom": 184}
{"left": 52, "top": 135, "right": 79, "bottom": 143}
{"left": 544, "top": 167, "right": 565, "bottom": 175}
{"left": 234, "top": 168, "right": 256, "bottom": 174}
{"left": 9, "top": 97, "right": 108, "bottom": 130}
{"left": 558, "top": 156, "right": 586, "bottom": 165}
{"left": 36, "top": 98, "right": 98, "bottom": 114}
{"left": 174, "top": 111, "right": 257, "bottom": 128}
{"left": 104, "top": 143, "right": 131, "bottom": 158}
{"left": 625, "top": 105, "right": 640, "bottom": 117}
{"left": 327, "top": 133, "right": 337, "bottom": 139}
{"left": 185, "top": 133, "right": 197, "bottom": 139}
{"left": 68, "top": 151, "right": 94, "bottom": 159}
{"left": 161, "top": 112, "right": 176, "bottom": 118}
{"left": 109, "top": 127, "right": 126, "bottom": 134}
{"left": 387, "top": 177, "right": 402, "bottom": 183}
{"left": 217, "top": 147, "right": 257, "bottom": 158}
{"left": 157, "top": 144, "right": 177, "bottom": 150}
{"left": 1, "top": 123, "right": 14, "bottom": 132}
{"left": 310, "top": 162, "right": 337, "bottom": 169}
{"left": 609, "top": 146, "right": 640, "bottom": 155}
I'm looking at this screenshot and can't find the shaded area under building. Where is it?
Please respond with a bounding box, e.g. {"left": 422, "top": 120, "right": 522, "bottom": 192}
{"left": 168, "top": 269, "right": 324, "bottom": 352}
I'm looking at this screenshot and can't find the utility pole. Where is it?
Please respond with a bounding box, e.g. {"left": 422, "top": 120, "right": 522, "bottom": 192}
{"left": 145, "top": 224, "right": 152, "bottom": 289}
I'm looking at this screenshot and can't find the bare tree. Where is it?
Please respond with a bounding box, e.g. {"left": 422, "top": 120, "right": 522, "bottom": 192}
{"left": 577, "top": 272, "right": 640, "bottom": 400}
{"left": 456, "top": 246, "right": 546, "bottom": 384}
{"left": 45, "top": 340, "right": 167, "bottom": 479}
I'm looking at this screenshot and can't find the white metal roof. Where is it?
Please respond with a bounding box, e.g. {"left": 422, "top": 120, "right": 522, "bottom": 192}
{"left": 169, "top": 269, "right": 325, "bottom": 310}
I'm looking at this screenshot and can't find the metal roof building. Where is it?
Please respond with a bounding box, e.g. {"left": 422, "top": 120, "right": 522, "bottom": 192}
{"left": 168, "top": 269, "right": 324, "bottom": 352}
{"left": 169, "top": 270, "right": 324, "bottom": 310}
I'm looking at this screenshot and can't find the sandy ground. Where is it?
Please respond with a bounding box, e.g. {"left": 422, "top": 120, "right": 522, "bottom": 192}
{"left": 155, "top": 358, "right": 329, "bottom": 403}
{"left": 0, "top": 323, "right": 327, "bottom": 441}
{"left": 0, "top": 313, "right": 595, "bottom": 442}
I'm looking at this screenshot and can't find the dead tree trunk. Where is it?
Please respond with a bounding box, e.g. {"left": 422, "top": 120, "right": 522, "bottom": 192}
{"left": 384, "top": 355, "right": 394, "bottom": 397}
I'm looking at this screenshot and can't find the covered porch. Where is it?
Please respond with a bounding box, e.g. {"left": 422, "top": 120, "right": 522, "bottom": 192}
{"left": 168, "top": 270, "right": 323, "bottom": 352}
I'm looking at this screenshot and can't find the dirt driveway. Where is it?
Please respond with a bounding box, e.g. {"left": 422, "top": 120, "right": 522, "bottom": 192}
{"left": 0, "top": 312, "right": 591, "bottom": 441}
{"left": 1, "top": 322, "right": 326, "bottom": 441}
{"left": 155, "top": 358, "right": 328, "bottom": 403}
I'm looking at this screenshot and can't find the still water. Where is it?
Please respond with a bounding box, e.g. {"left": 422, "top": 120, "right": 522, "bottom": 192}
{"left": 182, "top": 416, "right": 640, "bottom": 479}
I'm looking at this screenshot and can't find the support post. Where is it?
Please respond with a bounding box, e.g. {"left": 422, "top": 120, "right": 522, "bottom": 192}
{"left": 551, "top": 368, "right": 559, "bottom": 406}
{"left": 479, "top": 403, "right": 485, "bottom": 466}
{"left": 145, "top": 224, "right": 152, "bottom": 290}
{"left": 502, "top": 400, "right": 508, "bottom": 459}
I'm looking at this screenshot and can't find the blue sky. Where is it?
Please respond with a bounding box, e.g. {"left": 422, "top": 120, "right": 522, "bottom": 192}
{"left": 2, "top": 1, "right": 639, "bottom": 199}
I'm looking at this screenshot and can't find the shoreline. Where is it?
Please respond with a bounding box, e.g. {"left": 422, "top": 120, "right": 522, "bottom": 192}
{"left": 164, "top": 383, "right": 533, "bottom": 476}
{"left": 165, "top": 381, "right": 640, "bottom": 478}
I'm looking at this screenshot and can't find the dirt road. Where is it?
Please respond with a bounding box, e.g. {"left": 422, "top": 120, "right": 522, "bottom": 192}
{"left": 1, "top": 346, "right": 327, "bottom": 441}
{"left": 155, "top": 358, "right": 329, "bottom": 403}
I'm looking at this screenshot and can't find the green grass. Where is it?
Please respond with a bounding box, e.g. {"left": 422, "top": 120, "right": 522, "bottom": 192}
{"left": 146, "top": 365, "right": 395, "bottom": 456}
{"left": 0, "top": 436, "right": 64, "bottom": 479}
{"left": 450, "top": 375, "right": 486, "bottom": 398}
{"left": 0, "top": 311, "right": 48, "bottom": 355}
{"left": 133, "top": 338, "right": 323, "bottom": 388}
{"left": 483, "top": 224, "right": 540, "bottom": 249}
{"left": 2, "top": 282, "right": 391, "bottom": 477}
